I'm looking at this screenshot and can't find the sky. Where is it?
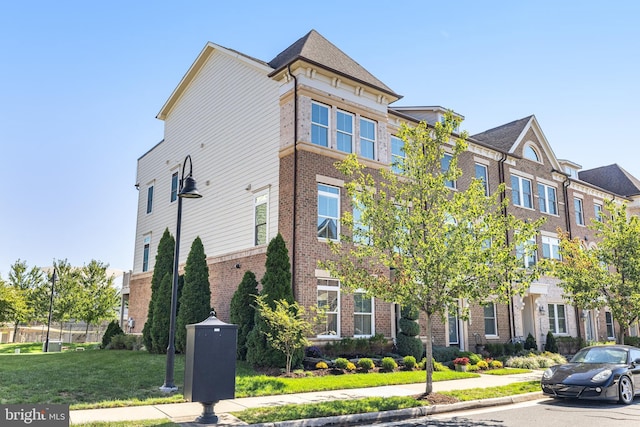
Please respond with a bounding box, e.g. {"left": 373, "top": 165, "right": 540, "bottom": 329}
{"left": 1, "top": 1, "right": 639, "bottom": 277}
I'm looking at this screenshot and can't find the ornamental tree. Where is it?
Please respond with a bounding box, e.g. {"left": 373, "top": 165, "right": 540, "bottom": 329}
{"left": 554, "top": 199, "right": 640, "bottom": 343}
{"left": 176, "top": 237, "right": 211, "bottom": 353}
{"left": 324, "top": 115, "right": 542, "bottom": 395}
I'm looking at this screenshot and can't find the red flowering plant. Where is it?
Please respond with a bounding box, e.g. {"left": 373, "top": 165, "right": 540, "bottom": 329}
{"left": 453, "top": 357, "right": 470, "bottom": 366}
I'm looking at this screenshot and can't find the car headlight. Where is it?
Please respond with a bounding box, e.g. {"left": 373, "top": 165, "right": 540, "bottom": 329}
{"left": 542, "top": 368, "right": 554, "bottom": 380}
{"left": 591, "top": 369, "right": 612, "bottom": 382}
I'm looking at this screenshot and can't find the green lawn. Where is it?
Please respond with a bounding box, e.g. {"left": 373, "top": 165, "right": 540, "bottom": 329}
{"left": 0, "top": 348, "right": 481, "bottom": 409}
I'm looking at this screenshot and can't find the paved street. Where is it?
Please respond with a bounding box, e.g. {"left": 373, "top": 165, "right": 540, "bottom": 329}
{"left": 352, "top": 397, "right": 640, "bottom": 426}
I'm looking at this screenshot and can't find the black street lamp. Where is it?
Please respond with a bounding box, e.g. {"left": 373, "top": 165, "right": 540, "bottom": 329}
{"left": 44, "top": 266, "right": 57, "bottom": 353}
{"left": 161, "top": 154, "right": 202, "bottom": 392}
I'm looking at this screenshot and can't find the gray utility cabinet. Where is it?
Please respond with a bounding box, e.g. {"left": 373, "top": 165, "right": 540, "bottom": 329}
{"left": 183, "top": 314, "right": 238, "bottom": 404}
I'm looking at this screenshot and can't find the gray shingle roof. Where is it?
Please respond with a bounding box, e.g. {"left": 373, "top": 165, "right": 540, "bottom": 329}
{"left": 470, "top": 116, "right": 533, "bottom": 152}
{"left": 579, "top": 164, "right": 640, "bottom": 197}
{"left": 268, "top": 30, "right": 398, "bottom": 97}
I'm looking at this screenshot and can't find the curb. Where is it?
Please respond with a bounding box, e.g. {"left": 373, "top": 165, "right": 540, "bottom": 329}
{"left": 245, "top": 392, "right": 544, "bottom": 427}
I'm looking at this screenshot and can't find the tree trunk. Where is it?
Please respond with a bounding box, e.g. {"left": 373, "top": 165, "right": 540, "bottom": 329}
{"left": 424, "top": 312, "right": 434, "bottom": 395}
{"left": 12, "top": 321, "right": 19, "bottom": 343}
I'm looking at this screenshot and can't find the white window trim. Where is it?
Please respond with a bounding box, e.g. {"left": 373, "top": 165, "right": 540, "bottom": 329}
{"left": 391, "top": 135, "right": 405, "bottom": 173}
{"left": 311, "top": 101, "right": 330, "bottom": 147}
{"left": 523, "top": 142, "right": 542, "bottom": 163}
{"left": 359, "top": 117, "right": 376, "bottom": 160}
{"left": 353, "top": 289, "right": 375, "bottom": 338}
{"left": 484, "top": 302, "right": 498, "bottom": 337}
{"left": 574, "top": 197, "right": 585, "bottom": 226}
{"left": 475, "top": 162, "right": 489, "bottom": 196}
{"left": 317, "top": 184, "right": 340, "bottom": 242}
{"left": 146, "top": 183, "right": 154, "bottom": 214}
{"left": 442, "top": 153, "right": 456, "bottom": 189}
{"left": 317, "top": 279, "right": 341, "bottom": 338}
{"left": 253, "top": 190, "right": 269, "bottom": 246}
{"left": 538, "top": 183, "right": 558, "bottom": 215}
{"left": 142, "top": 234, "right": 151, "bottom": 272}
{"left": 605, "top": 311, "right": 616, "bottom": 340}
{"left": 336, "top": 109, "right": 354, "bottom": 153}
{"left": 511, "top": 175, "right": 533, "bottom": 209}
{"left": 548, "top": 303, "right": 568, "bottom": 335}
{"left": 170, "top": 171, "right": 179, "bottom": 203}
{"left": 542, "top": 235, "right": 561, "bottom": 260}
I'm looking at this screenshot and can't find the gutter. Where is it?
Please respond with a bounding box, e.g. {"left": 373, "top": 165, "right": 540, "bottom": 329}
{"left": 288, "top": 64, "right": 298, "bottom": 299}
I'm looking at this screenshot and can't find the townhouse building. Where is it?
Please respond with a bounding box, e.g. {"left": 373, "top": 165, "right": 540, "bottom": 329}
{"left": 129, "top": 30, "right": 640, "bottom": 353}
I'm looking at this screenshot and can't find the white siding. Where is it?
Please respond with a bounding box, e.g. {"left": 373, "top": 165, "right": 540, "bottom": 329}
{"left": 133, "top": 50, "right": 280, "bottom": 272}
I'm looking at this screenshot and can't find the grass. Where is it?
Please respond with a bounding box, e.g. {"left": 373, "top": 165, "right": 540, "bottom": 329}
{"left": 74, "top": 421, "right": 178, "bottom": 427}
{"left": 481, "top": 367, "right": 531, "bottom": 375}
{"left": 0, "top": 342, "right": 99, "bottom": 354}
{"left": 0, "top": 346, "right": 478, "bottom": 409}
{"left": 231, "top": 381, "right": 542, "bottom": 424}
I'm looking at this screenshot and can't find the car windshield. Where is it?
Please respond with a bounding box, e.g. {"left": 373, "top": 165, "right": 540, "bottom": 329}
{"left": 570, "top": 347, "right": 628, "bottom": 364}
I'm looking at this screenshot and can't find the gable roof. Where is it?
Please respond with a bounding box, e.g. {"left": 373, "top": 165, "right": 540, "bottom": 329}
{"left": 470, "top": 116, "right": 533, "bottom": 152}
{"left": 579, "top": 164, "right": 640, "bottom": 197}
{"left": 268, "top": 30, "right": 399, "bottom": 98}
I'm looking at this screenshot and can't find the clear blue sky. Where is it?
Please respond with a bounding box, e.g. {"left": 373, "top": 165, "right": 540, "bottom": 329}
{"left": 1, "top": 1, "right": 638, "bottom": 276}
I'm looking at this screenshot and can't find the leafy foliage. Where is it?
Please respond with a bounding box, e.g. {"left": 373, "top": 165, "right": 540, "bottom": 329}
{"left": 544, "top": 330, "right": 558, "bottom": 353}
{"left": 396, "top": 305, "right": 422, "bottom": 360}
{"left": 553, "top": 200, "right": 640, "bottom": 343}
{"left": 77, "top": 260, "right": 120, "bottom": 335}
{"left": 143, "top": 228, "right": 175, "bottom": 353}
{"left": 101, "top": 320, "right": 124, "bottom": 348}
{"left": 253, "top": 296, "right": 314, "bottom": 374}
{"left": 230, "top": 271, "right": 259, "bottom": 360}
{"left": 247, "top": 234, "right": 301, "bottom": 369}
{"left": 380, "top": 357, "right": 398, "bottom": 371}
{"left": 176, "top": 237, "right": 211, "bottom": 353}
{"left": 5, "top": 260, "right": 47, "bottom": 337}
{"left": 323, "top": 115, "right": 543, "bottom": 394}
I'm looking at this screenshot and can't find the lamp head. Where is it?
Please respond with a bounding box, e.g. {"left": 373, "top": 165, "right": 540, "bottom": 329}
{"left": 179, "top": 176, "right": 202, "bottom": 199}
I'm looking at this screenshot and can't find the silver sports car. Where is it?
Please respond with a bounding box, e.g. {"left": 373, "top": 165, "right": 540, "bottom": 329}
{"left": 541, "top": 344, "right": 640, "bottom": 404}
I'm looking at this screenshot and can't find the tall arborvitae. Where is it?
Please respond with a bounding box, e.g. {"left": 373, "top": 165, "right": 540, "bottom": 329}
{"left": 142, "top": 228, "right": 175, "bottom": 353}
{"left": 246, "top": 233, "right": 302, "bottom": 368}
{"left": 176, "top": 237, "right": 211, "bottom": 353}
{"left": 151, "top": 273, "right": 172, "bottom": 354}
{"left": 229, "top": 271, "right": 258, "bottom": 360}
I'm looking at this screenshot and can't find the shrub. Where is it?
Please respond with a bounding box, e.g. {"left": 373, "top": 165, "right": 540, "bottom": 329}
{"left": 381, "top": 357, "right": 398, "bottom": 371}
{"left": 467, "top": 364, "right": 480, "bottom": 371}
{"left": 369, "top": 333, "right": 388, "bottom": 354}
{"left": 346, "top": 362, "right": 356, "bottom": 371}
{"left": 505, "top": 353, "right": 567, "bottom": 369}
{"left": 354, "top": 338, "right": 370, "bottom": 355}
{"left": 545, "top": 331, "right": 558, "bottom": 353}
{"left": 453, "top": 357, "right": 470, "bottom": 366}
{"left": 403, "top": 355, "right": 417, "bottom": 370}
{"left": 514, "top": 342, "right": 524, "bottom": 354}
{"left": 524, "top": 333, "right": 537, "bottom": 350}
{"left": 397, "top": 305, "right": 423, "bottom": 360}
{"left": 625, "top": 336, "right": 640, "bottom": 347}
{"left": 108, "top": 334, "right": 144, "bottom": 350}
{"left": 334, "top": 357, "right": 350, "bottom": 370}
{"left": 101, "top": 320, "right": 124, "bottom": 349}
{"left": 459, "top": 351, "right": 482, "bottom": 365}
{"left": 484, "top": 343, "right": 504, "bottom": 357}
{"left": 432, "top": 346, "right": 460, "bottom": 362}
{"left": 396, "top": 334, "right": 423, "bottom": 361}
{"left": 335, "top": 338, "right": 356, "bottom": 357}
{"left": 306, "top": 346, "right": 323, "bottom": 358}
{"left": 490, "top": 359, "right": 503, "bottom": 369}
{"left": 476, "top": 360, "right": 489, "bottom": 370}
{"left": 315, "top": 361, "right": 328, "bottom": 369}
{"left": 358, "top": 358, "right": 374, "bottom": 371}
{"left": 434, "top": 361, "right": 449, "bottom": 371}
{"left": 503, "top": 342, "right": 515, "bottom": 355}
{"left": 230, "top": 271, "right": 258, "bottom": 360}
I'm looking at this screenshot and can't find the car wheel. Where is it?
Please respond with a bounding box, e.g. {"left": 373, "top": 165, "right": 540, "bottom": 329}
{"left": 618, "top": 375, "right": 634, "bottom": 405}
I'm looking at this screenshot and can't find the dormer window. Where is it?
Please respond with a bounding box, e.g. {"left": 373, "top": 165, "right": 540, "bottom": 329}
{"left": 524, "top": 145, "right": 540, "bottom": 162}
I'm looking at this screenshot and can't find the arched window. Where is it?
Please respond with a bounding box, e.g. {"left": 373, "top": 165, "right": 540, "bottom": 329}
{"left": 524, "top": 144, "right": 540, "bottom": 162}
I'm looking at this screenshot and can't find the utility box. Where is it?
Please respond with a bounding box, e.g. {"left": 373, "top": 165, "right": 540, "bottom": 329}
{"left": 183, "top": 313, "right": 238, "bottom": 404}
{"left": 43, "top": 340, "right": 62, "bottom": 352}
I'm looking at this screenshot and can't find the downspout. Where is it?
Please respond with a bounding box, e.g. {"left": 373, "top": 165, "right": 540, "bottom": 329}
{"left": 288, "top": 64, "right": 298, "bottom": 299}
{"left": 498, "top": 152, "right": 516, "bottom": 341}
{"left": 562, "top": 176, "right": 582, "bottom": 342}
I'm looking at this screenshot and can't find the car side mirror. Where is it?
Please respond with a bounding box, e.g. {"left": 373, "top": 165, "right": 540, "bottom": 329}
{"left": 634, "top": 358, "right": 640, "bottom": 365}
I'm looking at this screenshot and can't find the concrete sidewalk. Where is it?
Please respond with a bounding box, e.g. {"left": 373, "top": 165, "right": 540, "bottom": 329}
{"left": 69, "top": 371, "right": 543, "bottom": 426}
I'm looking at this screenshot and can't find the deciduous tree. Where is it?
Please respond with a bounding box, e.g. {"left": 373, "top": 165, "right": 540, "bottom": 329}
{"left": 324, "top": 115, "right": 542, "bottom": 395}
{"left": 6, "top": 260, "right": 46, "bottom": 341}
{"left": 554, "top": 200, "right": 640, "bottom": 343}
{"left": 77, "top": 260, "right": 120, "bottom": 336}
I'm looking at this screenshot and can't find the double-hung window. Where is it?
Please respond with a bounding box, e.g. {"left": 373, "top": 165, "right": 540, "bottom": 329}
{"left": 538, "top": 183, "right": 557, "bottom": 215}
{"left": 318, "top": 184, "right": 340, "bottom": 240}
{"left": 317, "top": 279, "right": 340, "bottom": 337}
{"left": 475, "top": 163, "right": 489, "bottom": 196}
{"left": 442, "top": 153, "right": 455, "bottom": 189}
{"left": 594, "top": 203, "right": 604, "bottom": 222}
{"left": 170, "top": 172, "right": 179, "bottom": 202}
{"left": 548, "top": 304, "right": 567, "bottom": 334}
{"left": 606, "top": 311, "right": 615, "bottom": 339}
{"left": 516, "top": 236, "right": 537, "bottom": 268}
{"left": 254, "top": 193, "right": 268, "bottom": 246}
{"left": 511, "top": 175, "right": 533, "bottom": 208}
{"left": 354, "top": 291, "right": 373, "bottom": 336}
{"left": 484, "top": 303, "right": 497, "bottom": 336}
{"left": 574, "top": 197, "right": 585, "bottom": 225}
{"left": 359, "top": 118, "right": 376, "bottom": 160}
{"left": 352, "top": 197, "right": 370, "bottom": 245}
{"left": 142, "top": 234, "right": 151, "bottom": 272}
{"left": 146, "top": 185, "right": 154, "bottom": 214}
{"left": 336, "top": 110, "right": 353, "bottom": 153}
{"left": 311, "top": 102, "right": 329, "bottom": 147}
{"left": 391, "top": 136, "right": 405, "bottom": 174}
{"left": 542, "top": 235, "right": 561, "bottom": 260}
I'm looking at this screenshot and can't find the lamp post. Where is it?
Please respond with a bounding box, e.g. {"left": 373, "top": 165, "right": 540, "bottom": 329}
{"left": 44, "top": 266, "right": 57, "bottom": 353}
{"left": 161, "top": 154, "right": 202, "bottom": 392}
